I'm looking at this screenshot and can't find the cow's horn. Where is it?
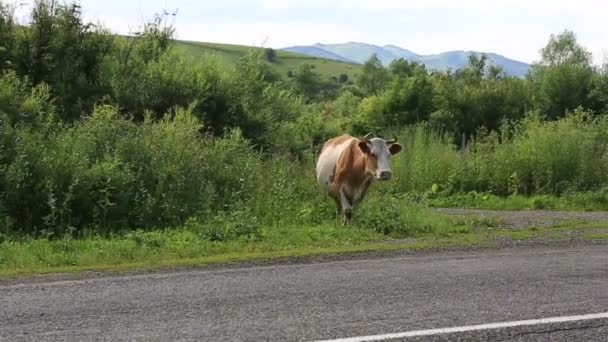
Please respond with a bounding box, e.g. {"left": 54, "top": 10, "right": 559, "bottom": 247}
{"left": 362, "top": 132, "right": 373, "bottom": 141}
{"left": 386, "top": 135, "right": 398, "bottom": 144}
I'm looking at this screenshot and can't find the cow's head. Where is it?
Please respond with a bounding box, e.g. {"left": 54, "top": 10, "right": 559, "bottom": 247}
{"left": 358, "top": 133, "right": 403, "bottom": 181}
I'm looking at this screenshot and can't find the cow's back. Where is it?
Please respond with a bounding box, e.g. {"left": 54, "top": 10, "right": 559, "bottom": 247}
{"left": 316, "top": 135, "right": 355, "bottom": 192}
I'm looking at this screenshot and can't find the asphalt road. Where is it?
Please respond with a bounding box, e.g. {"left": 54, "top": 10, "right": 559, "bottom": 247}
{"left": 1, "top": 245, "right": 607, "bottom": 341}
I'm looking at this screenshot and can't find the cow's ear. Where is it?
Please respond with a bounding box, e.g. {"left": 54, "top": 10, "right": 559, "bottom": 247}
{"left": 358, "top": 141, "right": 371, "bottom": 154}
{"left": 389, "top": 143, "right": 403, "bottom": 155}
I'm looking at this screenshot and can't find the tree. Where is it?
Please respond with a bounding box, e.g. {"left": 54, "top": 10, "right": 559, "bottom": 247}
{"left": 383, "top": 68, "right": 435, "bottom": 125}
{"left": 389, "top": 58, "right": 424, "bottom": 77}
{"left": 455, "top": 53, "right": 488, "bottom": 85}
{"left": 292, "top": 63, "right": 321, "bottom": 99}
{"left": 265, "top": 48, "right": 276, "bottom": 62}
{"left": 487, "top": 64, "right": 504, "bottom": 80}
{"left": 589, "top": 63, "right": 608, "bottom": 113}
{"left": 529, "top": 30, "right": 594, "bottom": 118}
{"left": 338, "top": 73, "right": 348, "bottom": 83}
{"left": 540, "top": 30, "right": 591, "bottom": 67}
{"left": 0, "top": 2, "right": 16, "bottom": 73}
{"left": 356, "top": 54, "right": 389, "bottom": 95}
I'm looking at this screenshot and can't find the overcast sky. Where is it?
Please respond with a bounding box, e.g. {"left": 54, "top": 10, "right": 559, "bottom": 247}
{"left": 13, "top": 0, "right": 608, "bottom": 64}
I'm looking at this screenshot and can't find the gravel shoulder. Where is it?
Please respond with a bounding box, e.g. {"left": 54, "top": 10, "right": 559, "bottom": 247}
{"left": 436, "top": 207, "right": 608, "bottom": 228}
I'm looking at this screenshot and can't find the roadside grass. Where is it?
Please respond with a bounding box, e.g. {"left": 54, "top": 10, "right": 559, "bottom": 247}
{"left": 0, "top": 204, "right": 473, "bottom": 277}
{"left": 425, "top": 192, "right": 608, "bottom": 211}
{"left": 1, "top": 207, "right": 606, "bottom": 278}
{"left": 581, "top": 232, "right": 608, "bottom": 239}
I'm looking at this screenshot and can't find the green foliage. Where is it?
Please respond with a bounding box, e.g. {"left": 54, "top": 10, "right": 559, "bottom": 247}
{"left": 529, "top": 30, "right": 594, "bottom": 118}
{"left": 539, "top": 30, "right": 592, "bottom": 67}
{"left": 0, "top": 71, "right": 56, "bottom": 125}
{"left": 589, "top": 64, "right": 608, "bottom": 113}
{"left": 389, "top": 58, "right": 425, "bottom": 78}
{"left": 356, "top": 194, "right": 457, "bottom": 237}
{"left": 1, "top": 104, "right": 261, "bottom": 235}
{"left": 291, "top": 63, "right": 322, "bottom": 99}
{"left": 392, "top": 124, "right": 461, "bottom": 193}
{"left": 390, "top": 109, "right": 608, "bottom": 196}
{"left": 356, "top": 54, "right": 389, "bottom": 95}
{"left": 15, "top": 1, "right": 114, "bottom": 121}
{"left": 264, "top": 48, "right": 276, "bottom": 62}
{"left": 482, "top": 110, "right": 608, "bottom": 195}
{"left": 0, "top": 2, "right": 16, "bottom": 73}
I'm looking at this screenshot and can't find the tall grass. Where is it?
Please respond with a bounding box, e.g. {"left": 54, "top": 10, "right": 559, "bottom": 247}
{"left": 1, "top": 104, "right": 262, "bottom": 235}
{"left": 392, "top": 123, "right": 461, "bottom": 193}
{"left": 391, "top": 109, "right": 608, "bottom": 197}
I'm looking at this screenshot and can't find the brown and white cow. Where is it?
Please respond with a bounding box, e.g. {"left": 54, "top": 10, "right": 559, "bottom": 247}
{"left": 316, "top": 133, "right": 403, "bottom": 225}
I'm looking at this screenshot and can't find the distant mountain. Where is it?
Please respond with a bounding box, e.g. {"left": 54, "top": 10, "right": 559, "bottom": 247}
{"left": 281, "top": 42, "right": 531, "bottom": 77}
{"left": 382, "top": 44, "right": 418, "bottom": 60}
{"left": 282, "top": 44, "right": 357, "bottom": 63}
{"left": 314, "top": 42, "right": 398, "bottom": 66}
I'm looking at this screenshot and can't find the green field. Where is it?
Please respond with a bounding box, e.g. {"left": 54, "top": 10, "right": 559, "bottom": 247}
{"left": 175, "top": 40, "right": 363, "bottom": 80}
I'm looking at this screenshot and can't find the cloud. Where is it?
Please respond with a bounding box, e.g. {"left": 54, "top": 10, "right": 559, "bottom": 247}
{"left": 258, "top": 0, "right": 608, "bottom": 17}
{"left": 173, "top": 19, "right": 377, "bottom": 48}
{"left": 258, "top": 0, "right": 474, "bottom": 11}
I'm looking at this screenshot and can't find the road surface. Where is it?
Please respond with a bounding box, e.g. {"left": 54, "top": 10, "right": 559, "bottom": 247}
{"left": 1, "top": 244, "right": 607, "bottom": 341}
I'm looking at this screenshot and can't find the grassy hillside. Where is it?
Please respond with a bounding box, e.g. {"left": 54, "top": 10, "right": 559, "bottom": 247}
{"left": 175, "top": 40, "right": 362, "bottom": 80}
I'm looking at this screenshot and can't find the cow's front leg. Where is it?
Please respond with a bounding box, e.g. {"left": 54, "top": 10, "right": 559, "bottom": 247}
{"left": 359, "top": 178, "right": 372, "bottom": 203}
{"left": 339, "top": 187, "right": 354, "bottom": 225}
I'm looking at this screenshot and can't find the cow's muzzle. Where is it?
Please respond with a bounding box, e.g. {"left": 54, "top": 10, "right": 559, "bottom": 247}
{"left": 377, "top": 170, "right": 393, "bottom": 180}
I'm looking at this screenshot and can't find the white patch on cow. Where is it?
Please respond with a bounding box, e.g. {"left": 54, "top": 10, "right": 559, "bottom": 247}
{"left": 316, "top": 138, "right": 355, "bottom": 192}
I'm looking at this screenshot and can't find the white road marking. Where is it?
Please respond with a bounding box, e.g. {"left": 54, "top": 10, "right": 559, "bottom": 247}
{"left": 314, "top": 312, "right": 608, "bottom": 342}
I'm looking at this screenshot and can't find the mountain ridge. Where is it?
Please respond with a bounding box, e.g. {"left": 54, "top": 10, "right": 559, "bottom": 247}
{"left": 281, "top": 42, "right": 531, "bottom": 76}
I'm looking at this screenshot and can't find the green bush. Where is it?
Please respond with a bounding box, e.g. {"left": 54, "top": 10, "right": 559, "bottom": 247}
{"left": 474, "top": 110, "right": 608, "bottom": 195}
{"left": 0, "top": 71, "right": 56, "bottom": 125}
{"left": 356, "top": 194, "right": 450, "bottom": 237}
{"left": 0, "top": 104, "right": 267, "bottom": 235}
{"left": 389, "top": 109, "right": 608, "bottom": 196}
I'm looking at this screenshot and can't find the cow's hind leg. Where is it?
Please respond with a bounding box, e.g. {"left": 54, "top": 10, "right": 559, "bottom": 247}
{"left": 332, "top": 195, "right": 342, "bottom": 226}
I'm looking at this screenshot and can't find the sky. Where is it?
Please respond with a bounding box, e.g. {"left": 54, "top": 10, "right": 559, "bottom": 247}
{"left": 12, "top": 0, "right": 608, "bottom": 65}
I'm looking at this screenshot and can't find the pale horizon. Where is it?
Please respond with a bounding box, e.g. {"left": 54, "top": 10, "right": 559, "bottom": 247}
{"left": 11, "top": 0, "right": 608, "bottom": 65}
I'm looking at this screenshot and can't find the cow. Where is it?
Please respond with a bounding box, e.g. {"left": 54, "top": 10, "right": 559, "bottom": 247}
{"left": 315, "top": 133, "right": 403, "bottom": 225}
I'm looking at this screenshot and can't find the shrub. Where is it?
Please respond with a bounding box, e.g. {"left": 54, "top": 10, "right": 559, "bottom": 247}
{"left": 356, "top": 194, "right": 449, "bottom": 237}
{"left": 0, "top": 104, "right": 266, "bottom": 235}
{"left": 0, "top": 71, "right": 56, "bottom": 125}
